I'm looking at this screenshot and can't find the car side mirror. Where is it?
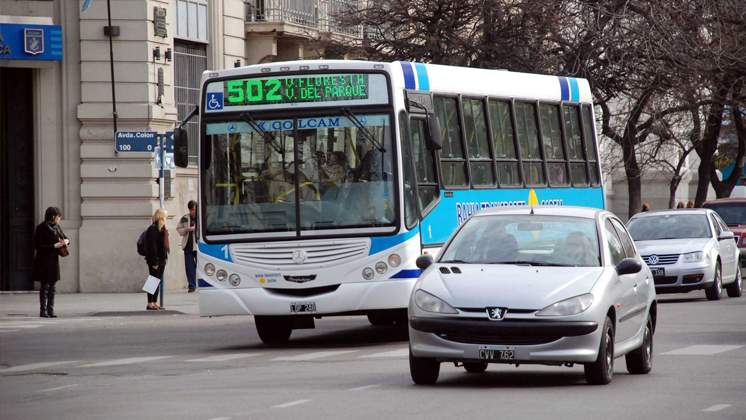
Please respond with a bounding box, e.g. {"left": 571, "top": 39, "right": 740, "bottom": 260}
{"left": 718, "top": 231, "right": 735, "bottom": 241}
{"left": 616, "top": 257, "right": 642, "bottom": 276}
{"left": 426, "top": 114, "right": 443, "bottom": 150}
{"left": 416, "top": 254, "right": 434, "bottom": 270}
{"left": 173, "top": 126, "right": 189, "bottom": 168}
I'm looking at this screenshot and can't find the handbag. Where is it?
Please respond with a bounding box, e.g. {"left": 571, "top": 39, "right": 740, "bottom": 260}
{"left": 56, "top": 227, "right": 69, "bottom": 257}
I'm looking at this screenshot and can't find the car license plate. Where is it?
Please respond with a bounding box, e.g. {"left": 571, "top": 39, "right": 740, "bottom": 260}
{"left": 650, "top": 267, "right": 665, "bottom": 277}
{"left": 290, "top": 302, "right": 316, "bottom": 313}
{"left": 478, "top": 346, "right": 515, "bottom": 361}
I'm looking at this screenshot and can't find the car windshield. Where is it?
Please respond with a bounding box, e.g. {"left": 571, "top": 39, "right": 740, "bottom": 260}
{"left": 703, "top": 203, "right": 746, "bottom": 225}
{"left": 202, "top": 114, "right": 395, "bottom": 236}
{"left": 627, "top": 214, "right": 711, "bottom": 241}
{"left": 440, "top": 215, "right": 601, "bottom": 267}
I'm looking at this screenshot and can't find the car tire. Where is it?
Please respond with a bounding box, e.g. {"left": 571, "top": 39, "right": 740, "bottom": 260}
{"left": 255, "top": 316, "right": 292, "bottom": 345}
{"left": 625, "top": 315, "right": 653, "bottom": 374}
{"left": 584, "top": 316, "right": 614, "bottom": 385}
{"left": 726, "top": 265, "right": 742, "bottom": 298}
{"left": 409, "top": 348, "right": 440, "bottom": 385}
{"left": 705, "top": 262, "right": 722, "bottom": 301}
{"left": 463, "top": 362, "right": 488, "bottom": 373}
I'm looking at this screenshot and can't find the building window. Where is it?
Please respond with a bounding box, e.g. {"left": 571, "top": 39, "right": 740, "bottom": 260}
{"left": 176, "top": 0, "right": 208, "bottom": 42}
{"left": 174, "top": 41, "right": 207, "bottom": 166}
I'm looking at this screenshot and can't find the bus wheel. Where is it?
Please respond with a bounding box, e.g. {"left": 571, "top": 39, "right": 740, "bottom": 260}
{"left": 255, "top": 316, "right": 292, "bottom": 345}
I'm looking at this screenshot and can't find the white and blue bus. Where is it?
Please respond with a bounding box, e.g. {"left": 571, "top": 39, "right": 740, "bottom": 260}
{"left": 173, "top": 60, "right": 605, "bottom": 343}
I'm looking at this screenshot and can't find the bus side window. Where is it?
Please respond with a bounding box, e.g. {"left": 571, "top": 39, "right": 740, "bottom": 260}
{"left": 488, "top": 99, "right": 520, "bottom": 186}
{"left": 434, "top": 96, "right": 468, "bottom": 187}
{"left": 514, "top": 101, "right": 545, "bottom": 185}
{"left": 539, "top": 103, "right": 568, "bottom": 186}
{"left": 562, "top": 105, "right": 588, "bottom": 186}
{"left": 410, "top": 118, "right": 439, "bottom": 214}
{"left": 462, "top": 98, "right": 495, "bottom": 186}
{"left": 581, "top": 104, "right": 601, "bottom": 186}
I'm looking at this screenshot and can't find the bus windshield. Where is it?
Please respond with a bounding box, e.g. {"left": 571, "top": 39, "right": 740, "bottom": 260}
{"left": 203, "top": 113, "right": 395, "bottom": 237}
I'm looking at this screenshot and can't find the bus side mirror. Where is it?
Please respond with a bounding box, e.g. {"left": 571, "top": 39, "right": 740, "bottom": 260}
{"left": 174, "top": 127, "right": 189, "bottom": 168}
{"left": 426, "top": 114, "right": 443, "bottom": 150}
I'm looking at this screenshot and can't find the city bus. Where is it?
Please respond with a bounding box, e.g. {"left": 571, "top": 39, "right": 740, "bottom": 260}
{"left": 173, "top": 60, "right": 605, "bottom": 344}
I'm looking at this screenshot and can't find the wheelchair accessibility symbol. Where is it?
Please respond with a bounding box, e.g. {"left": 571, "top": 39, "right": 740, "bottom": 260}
{"left": 206, "top": 92, "right": 224, "bottom": 111}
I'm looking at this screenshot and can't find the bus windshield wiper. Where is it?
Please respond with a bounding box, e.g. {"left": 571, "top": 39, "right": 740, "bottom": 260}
{"left": 239, "top": 111, "right": 284, "bottom": 154}
{"left": 341, "top": 108, "right": 385, "bottom": 152}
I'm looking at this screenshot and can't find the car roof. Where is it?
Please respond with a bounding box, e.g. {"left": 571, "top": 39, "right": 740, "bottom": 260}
{"left": 703, "top": 198, "right": 746, "bottom": 204}
{"left": 629, "top": 208, "right": 712, "bottom": 219}
{"left": 475, "top": 206, "right": 608, "bottom": 220}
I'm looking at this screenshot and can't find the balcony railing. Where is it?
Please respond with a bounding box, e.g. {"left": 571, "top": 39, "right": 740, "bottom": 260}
{"left": 246, "top": 0, "right": 362, "bottom": 38}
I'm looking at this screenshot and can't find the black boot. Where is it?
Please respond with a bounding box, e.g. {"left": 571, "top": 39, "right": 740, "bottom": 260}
{"left": 46, "top": 283, "right": 57, "bottom": 318}
{"left": 39, "top": 284, "right": 48, "bottom": 318}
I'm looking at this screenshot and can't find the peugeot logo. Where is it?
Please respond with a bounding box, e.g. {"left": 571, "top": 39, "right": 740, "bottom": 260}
{"left": 648, "top": 254, "right": 659, "bottom": 265}
{"left": 486, "top": 307, "right": 507, "bottom": 321}
{"left": 291, "top": 249, "right": 308, "bottom": 265}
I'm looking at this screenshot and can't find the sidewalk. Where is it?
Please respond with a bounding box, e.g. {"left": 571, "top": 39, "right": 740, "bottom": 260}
{"left": 0, "top": 291, "right": 200, "bottom": 318}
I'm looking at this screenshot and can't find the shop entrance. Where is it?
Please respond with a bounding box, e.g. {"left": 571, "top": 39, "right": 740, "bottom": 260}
{"left": 0, "top": 68, "right": 35, "bottom": 291}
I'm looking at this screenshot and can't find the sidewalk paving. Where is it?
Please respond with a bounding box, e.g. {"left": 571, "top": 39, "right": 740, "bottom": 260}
{"left": 0, "top": 291, "right": 200, "bottom": 318}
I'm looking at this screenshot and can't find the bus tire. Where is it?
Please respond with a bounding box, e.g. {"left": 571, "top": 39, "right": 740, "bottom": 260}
{"left": 255, "top": 316, "right": 292, "bottom": 345}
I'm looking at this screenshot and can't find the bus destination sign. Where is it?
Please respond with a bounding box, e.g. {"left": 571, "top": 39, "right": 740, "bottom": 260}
{"left": 224, "top": 73, "right": 369, "bottom": 106}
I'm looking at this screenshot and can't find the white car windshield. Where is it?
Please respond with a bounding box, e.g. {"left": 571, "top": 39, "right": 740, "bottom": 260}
{"left": 628, "top": 214, "right": 711, "bottom": 241}
{"left": 440, "top": 215, "right": 601, "bottom": 267}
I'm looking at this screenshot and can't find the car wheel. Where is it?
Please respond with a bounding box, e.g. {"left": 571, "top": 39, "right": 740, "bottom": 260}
{"left": 255, "top": 316, "right": 292, "bottom": 345}
{"left": 625, "top": 315, "right": 653, "bottom": 374}
{"left": 726, "top": 265, "right": 742, "bottom": 298}
{"left": 584, "top": 316, "right": 614, "bottom": 385}
{"left": 705, "top": 262, "right": 722, "bottom": 301}
{"left": 409, "top": 348, "right": 440, "bottom": 385}
{"left": 463, "top": 362, "right": 488, "bottom": 373}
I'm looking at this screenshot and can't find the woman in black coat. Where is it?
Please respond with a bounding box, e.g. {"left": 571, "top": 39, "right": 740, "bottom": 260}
{"left": 33, "top": 206, "right": 69, "bottom": 318}
{"left": 144, "top": 208, "right": 170, "bottom": 310}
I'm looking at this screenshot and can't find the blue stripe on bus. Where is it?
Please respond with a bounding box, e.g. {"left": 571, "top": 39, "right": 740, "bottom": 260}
{"left": 390, "top": 269, "right": 422, "bottom": 279}
{"left": 198, "top": 242, "right": 233, "bottom": 262}
{"left": 369, "top": 229, "right": 418, "bottom": 255}
{"left": 414, "top": 63, "right": 430, "bottom": 91}
{"left": 569, "top": 77, "right": 580, "bottom": 102}
{"left": 559, "top": 77, "right": 570, "bottom": 101}
{"left": 400, "top": 62, "right": 416, "bottom": 89}
{"left": 198, "top": 279, "right": 213, "bottom": 288}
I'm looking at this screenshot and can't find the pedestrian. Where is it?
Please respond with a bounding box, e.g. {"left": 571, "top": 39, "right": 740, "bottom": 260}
{"left": 686, "top": 200, "right": 695, "bottom": 208}
{"left": 33, "top": 206, "right": 69, "bottom": 318}
{"left": 641, "top": 202, "right": 651, "bottom": 212}
{"left": 177, "top": 200, "right": 198, "bottom": 293}
{"left": 676, "top": 201, "right": 685, "bottom": 209}
{"left": 144, "top": 208, "right": 170, "bottom": 310}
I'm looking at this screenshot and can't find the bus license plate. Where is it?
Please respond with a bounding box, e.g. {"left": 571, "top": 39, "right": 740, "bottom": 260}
{"left": 290, "top": 302, "right": 316, "bottom": 313}
{"left": 479, "top": 346, "right": 515, "bottom": 361}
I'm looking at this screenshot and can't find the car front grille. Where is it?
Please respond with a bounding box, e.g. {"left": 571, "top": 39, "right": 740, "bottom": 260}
{"left": 642, "top": 254, "right": 680, "bottom": 265}
{"left": 654, "top": 276, "right": 678, "bottom": 285}
{"left": 231, "top": 239, "right": 369, "bottom": 268}
{"left": 437, "top": 333, "right": 560, "bottom": 346}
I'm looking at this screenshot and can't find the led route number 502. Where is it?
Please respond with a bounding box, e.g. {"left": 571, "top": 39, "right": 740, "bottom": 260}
{"left": 226, "top": 79, "right": 282, "bottom": 104}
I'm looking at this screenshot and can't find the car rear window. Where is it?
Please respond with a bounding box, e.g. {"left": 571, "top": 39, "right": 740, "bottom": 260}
{"left": 703, "top": 203, "right": 746, "bottom": 225}
{"left": 628, "top": 214, "right": 711, "bottom": 241}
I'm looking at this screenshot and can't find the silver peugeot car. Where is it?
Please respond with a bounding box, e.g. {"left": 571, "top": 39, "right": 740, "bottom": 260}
{"left": 627, "top": 209, "right": 742, "bottom": 300}
{"left": 409, "top": 207, "right": 656, "bottom": 385}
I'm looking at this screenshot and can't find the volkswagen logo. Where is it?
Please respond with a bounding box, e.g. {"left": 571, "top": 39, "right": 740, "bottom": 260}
{"left": 291, "top": 249, "right": 308, "bottom": 265}
{"left": 486, "top": 307, "right": 507, "bottom": 321}
{"left": 648, "top": 254, "right": 659, "bottom": 265}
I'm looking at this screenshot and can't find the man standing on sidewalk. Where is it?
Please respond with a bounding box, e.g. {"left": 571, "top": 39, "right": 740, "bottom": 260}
{"left": 177, "top": 200, "right": 198, "bottom": 293}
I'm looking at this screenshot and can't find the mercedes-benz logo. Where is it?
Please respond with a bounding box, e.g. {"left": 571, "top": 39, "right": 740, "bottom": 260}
{"left": 291, "top": 249, "right": 308, "bottom": 265}
{"left": 648, "top": 255, "right": 659, "bottom": 265}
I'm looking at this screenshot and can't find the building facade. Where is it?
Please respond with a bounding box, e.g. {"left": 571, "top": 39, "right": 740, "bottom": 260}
{"left": 0, "top": 0, "right": 357, "bottom": 292}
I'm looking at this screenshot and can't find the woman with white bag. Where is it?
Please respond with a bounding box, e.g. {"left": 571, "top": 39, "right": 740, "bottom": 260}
{"left": 143, "top": 208, "right": 169, "bottom": 310}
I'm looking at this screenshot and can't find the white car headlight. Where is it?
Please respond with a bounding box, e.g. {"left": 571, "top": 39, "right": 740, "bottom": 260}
{"left": 536, "top": 293, "right": 594, "bottom": 317}
{"left": 682, "top": 251, "right": 704, "bottom": 263}
{"left": 414, "top": 289, "right": 458, "bottom": 314}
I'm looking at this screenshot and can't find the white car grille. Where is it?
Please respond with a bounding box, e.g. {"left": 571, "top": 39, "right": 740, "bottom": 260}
{"left": 641, "top": 253, "right": 680, "bottom": 265}
{"left": 231, "top": 239, "right": 369, "bottom": 268}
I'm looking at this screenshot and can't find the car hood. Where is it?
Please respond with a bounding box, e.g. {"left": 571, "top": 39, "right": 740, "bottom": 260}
{"left": 634, "top": 238, "right": 712, "bottom": 255}
{"left": 419, "top": 264, "right": 605, "bottom": 310}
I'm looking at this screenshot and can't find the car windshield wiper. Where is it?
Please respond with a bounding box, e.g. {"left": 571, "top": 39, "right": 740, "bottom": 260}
{"left": 440, "top": 259, "right": 471, "bottom": 264}
{"left": 239, "top": 111, "right": 284, "bottom": 154}
{"left": 493, "top": 260, "right": 565, "bottom": 267}
{"left": 341, "top": 108, "right": 385, "bottom": 153}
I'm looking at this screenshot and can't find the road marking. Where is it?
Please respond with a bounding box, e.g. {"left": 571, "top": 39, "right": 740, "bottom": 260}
{"left": 661, "top": 345, "right": 743, "bottom": 356}
{"left": 360, "top": 348, "right": 409, "bottom": 359}
{"left": 186, "top": 353, "right": 262, "bottom": 362}
{"left": 0, "top": 323, "right": 45, "bottom": 329}
{"left": 38, "top": 384, "right": 79, "bottom": 393}
{"left": 348, "top": 384, "right": 381, "bottom": 392}
{"left": 207, "top": 417, "right": 232, "bottom": 420}
{"left": 78, "top": 356, "right": 171, "bottom": 368}
{"left": 272, "top": 399, "right": 311, "bottom": 409}
{"left": 702, "top": 404, "right": 731, "bottom": 412}
{"left": 272, "top": 350, "right": 358, "bottom": 361}
{"left": 0, "top": 361, "right": 79, "bottom": 373}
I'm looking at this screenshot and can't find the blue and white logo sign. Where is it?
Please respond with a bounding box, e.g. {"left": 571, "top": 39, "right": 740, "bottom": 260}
{"left": 23, "top": 28, "right": 44, "bottom": 55}
{"left": 206, "top": 92, "right": 223, "bottom": 111}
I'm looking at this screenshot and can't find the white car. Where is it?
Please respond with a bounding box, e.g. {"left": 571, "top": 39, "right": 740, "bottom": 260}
{"left": 627, "top": 209, "right": 742, "bottom": 300}
{"left": 408, "top": 207, "right": 656, "bottom": 385}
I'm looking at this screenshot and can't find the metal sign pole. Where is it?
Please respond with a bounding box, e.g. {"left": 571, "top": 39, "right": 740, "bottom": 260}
{"left": 158, "top": 134, "right": 165, "bottom": 309}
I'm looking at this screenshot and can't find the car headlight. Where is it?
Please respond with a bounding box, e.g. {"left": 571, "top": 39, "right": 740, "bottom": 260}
{"left": 216, "top": 269, "right": 228, "bottom": 282}
{"left": 682, "top": 251, "right": 704, "bottom": 263}
{"left": 536, "top": 293, "right": 593, "bottom": 317}
{"left": 204, "top": 263, "right": 215, "bottom": 276}
{"left": 414, "top": 289, "right": 458, "bottom": 314}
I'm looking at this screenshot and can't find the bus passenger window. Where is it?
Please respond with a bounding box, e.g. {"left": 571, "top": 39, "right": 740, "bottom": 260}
{"left": 488, "top": 99, "right": 520, "bottom": 186}
{"left": 562, "top": 105, "right": 588, "bottom": 186}
{"left": 539, "top": 103, "right": 568, "bottom": 186}
{"left": 514, "top": 102, "right": 545, "bottom": 185}
{"left": 462, "top": 98, "right": 495, "bottom": 186}
{"left": 581, "top": 104, "right": 601, "bottom": 186}
{"left": 410, "top": 118, "right": 439, "bottom": 212}
{"left": 434, "top": 96, "right": 468, "bottom": 187}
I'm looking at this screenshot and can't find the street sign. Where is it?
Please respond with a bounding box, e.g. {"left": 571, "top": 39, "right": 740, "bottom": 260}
{"left": 115, "top": 131, "right": 156, "bottom": 152}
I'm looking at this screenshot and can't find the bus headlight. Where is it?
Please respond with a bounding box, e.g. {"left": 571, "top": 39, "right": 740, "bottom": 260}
{"left": 362, "top": 267, "right": 375, "bottom": 280}
{"left": 388, "top": 254, "right": 401, "bottom": 268}
{"left": 375, "top": 261, "right": 388, "bottom": 274}
{"left": 204, "top": 263, "right": 216, "bottom": 276}
{"left": 229, "top": 274, "right": 241, "bottom": 287}
{"left": 216, "top": 269, "right": 228, "bottom": 282}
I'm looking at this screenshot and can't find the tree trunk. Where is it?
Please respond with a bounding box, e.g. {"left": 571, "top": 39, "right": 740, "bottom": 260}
{"left": 623, "top": 140, "right": 642, "bottom": 217}
{"left": 668, "top": 175, "right": 681, "bottom": 209}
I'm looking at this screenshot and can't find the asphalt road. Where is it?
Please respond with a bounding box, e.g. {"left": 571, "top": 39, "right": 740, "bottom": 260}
{"left": 1, "top": 290, "right": 745, "bottom": 420}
